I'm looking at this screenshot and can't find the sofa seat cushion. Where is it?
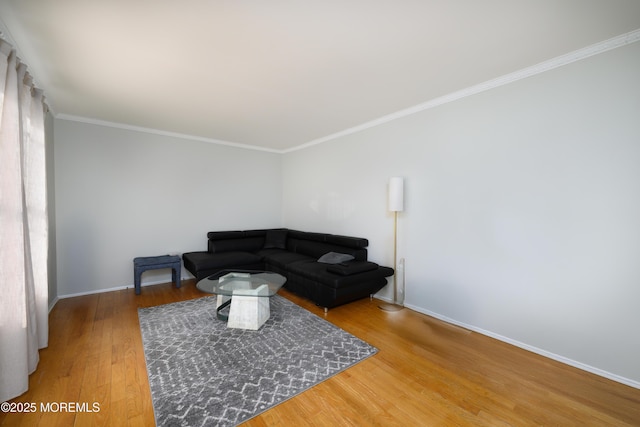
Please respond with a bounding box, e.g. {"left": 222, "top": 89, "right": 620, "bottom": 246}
{"left": 326, "top": 261, "right": 379, "bottom": 276}
{"left": 286, "top": 260, "right": 392, "bottom": 289}
{"left": 183, "top": 251, "right": 261, "bottom": 271}
{"left": 259, "top": 250, "right": 313, "bottom": 270}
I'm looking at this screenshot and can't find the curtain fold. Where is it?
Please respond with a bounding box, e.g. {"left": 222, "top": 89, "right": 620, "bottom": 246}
{"left": 0, "top": 38, "right": 49, "bottom": 403}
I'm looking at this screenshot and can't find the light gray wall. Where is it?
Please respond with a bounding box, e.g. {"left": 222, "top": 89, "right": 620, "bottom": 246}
{"left": 54, "top": 121, "right": 283, "bottom": 296}
{"left": 283, "top": 42, "right": 640, "bottom": 386}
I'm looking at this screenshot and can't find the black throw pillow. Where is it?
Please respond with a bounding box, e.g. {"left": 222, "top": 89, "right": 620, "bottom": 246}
{"left": 263, "top": 229, "right": 288, "bottom": 249}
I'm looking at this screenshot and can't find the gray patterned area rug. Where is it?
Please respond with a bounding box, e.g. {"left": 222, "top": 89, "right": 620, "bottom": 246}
{"left": 138, "top": 295, "right": 377, "bottom": 426}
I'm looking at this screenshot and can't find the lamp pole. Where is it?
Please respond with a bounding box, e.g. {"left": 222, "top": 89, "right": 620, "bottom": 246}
{"left": 379, "top": 177, "right": 404, "bottom": 312}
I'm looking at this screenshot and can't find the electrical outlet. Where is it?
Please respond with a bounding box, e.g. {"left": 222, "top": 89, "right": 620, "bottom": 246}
{"left": 398, "top": 258, "right": 405, "bottom": 296}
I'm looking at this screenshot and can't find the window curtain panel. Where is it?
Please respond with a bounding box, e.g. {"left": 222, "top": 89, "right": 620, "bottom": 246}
{"left": 0, "top": 39, "right": 49, "bottom": 403}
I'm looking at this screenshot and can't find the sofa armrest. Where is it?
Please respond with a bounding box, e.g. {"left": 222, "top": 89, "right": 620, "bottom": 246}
{"left": 327, "top": 261, "right": 379, "bottom": 276}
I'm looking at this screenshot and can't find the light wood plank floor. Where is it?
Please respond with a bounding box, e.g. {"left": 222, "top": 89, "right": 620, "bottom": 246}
{"left": 1, "top": 280, "right": 639, "bottom": 426}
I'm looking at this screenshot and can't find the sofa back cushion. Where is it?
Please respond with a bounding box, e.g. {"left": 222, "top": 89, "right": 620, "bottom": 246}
{"left": 287, "top": 230, "right": 327, "bottom": 243}
{"left": 324, "top": 234, "right": 368, "bottom": 248}
{"left": 287, "top": 230, "right": 368, "bottom": 248}
{"left": 207, "top": 230, "right": 268, "bottom": 253}
{"left": 288, "top": 238, "right": 367, "bottom": 261}
{"left": 208, "top": 237, "right": 265, "bottom": 253}
{"left": 204, "top": 229, "right": 368, "bottom": 261}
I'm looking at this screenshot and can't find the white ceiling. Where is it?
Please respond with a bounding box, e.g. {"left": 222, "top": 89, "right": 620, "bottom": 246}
{"left": 2, "top": 1, "right": 640, "bottom": 152}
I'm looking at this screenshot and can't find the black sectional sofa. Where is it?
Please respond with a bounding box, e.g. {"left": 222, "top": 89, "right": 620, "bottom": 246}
{"left": 182, "top": 228, "right": 394, "bottom": 310}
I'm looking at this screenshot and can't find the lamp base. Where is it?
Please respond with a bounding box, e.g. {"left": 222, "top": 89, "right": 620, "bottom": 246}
{"left": 378, "top": 303, "right": 404, "bottom": 312}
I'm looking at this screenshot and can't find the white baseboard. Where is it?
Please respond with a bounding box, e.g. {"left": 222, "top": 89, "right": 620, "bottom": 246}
{"left": 56, "top": 276, "right": 192, "bottom": 300}
{"left": 48, "top": 297, "right": 59, "bottom": 313}
{"left": 373, "top": 294, "right": 393, "bottom": 304}
{"left": 403, "top": 302, "right": 640, "bottom": 390}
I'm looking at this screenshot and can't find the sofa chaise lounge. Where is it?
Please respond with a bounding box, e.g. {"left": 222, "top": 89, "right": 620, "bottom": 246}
{"left": 182, "top": 228, "right": 394, "bottom": 310}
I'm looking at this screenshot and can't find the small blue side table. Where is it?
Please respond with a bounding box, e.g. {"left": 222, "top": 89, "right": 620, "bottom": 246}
{"left": 133, "top": 255, "right": 182, "bottom": 295}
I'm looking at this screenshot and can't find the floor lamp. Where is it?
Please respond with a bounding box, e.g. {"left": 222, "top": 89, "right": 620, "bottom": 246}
{"left": 379, "top": 176, "right": 404, "bottom": 312}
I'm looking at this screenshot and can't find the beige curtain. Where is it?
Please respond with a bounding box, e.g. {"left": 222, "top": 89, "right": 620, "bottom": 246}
{"left": 0, "top": 38, "right": 49, "bottom": 402}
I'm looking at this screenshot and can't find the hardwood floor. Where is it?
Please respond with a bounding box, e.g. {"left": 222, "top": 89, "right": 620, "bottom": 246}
{"left": 1, "top": 280, "right": 639, "bottom": 426}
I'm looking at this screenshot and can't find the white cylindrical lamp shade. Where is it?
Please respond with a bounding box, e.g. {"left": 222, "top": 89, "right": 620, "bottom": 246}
{"left": 388, "top": 176, "right": 404, "bottom": 212}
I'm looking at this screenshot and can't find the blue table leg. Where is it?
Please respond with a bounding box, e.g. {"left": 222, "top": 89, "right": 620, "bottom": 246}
{"left": 172, "top": 263, "right": 182, "bottom": 288}
{"left": 134, "top": 266, "right": 142, "bottom": 295}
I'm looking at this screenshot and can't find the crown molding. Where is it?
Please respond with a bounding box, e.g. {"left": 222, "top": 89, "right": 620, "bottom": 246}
{"left": 55, "top": 114, "right": 282, "bottom": 154}
{"left": 285, "top": 28, "right": 640, "bottom": 154}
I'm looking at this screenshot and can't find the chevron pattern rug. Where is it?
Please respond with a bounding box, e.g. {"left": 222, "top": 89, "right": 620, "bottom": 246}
{"left": 138, "top": 295, "right": 377, "bottom": 426}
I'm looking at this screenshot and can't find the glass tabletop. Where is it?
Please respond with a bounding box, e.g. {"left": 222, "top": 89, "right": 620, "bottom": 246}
{"left": 196, "top": 271, "right": 286, "bottom": 297}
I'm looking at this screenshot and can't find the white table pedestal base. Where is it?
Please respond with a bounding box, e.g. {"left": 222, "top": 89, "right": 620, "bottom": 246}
{"left": 226, "top": 295, "right": 270, "bottom": 330}
{"left": 217, "top": 284, "right": 271, "bottom": 330}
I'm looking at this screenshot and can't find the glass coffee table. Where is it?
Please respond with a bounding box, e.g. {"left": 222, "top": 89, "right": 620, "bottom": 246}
{"left": 196, "top": 270, "right": 287, "bottom": 330}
